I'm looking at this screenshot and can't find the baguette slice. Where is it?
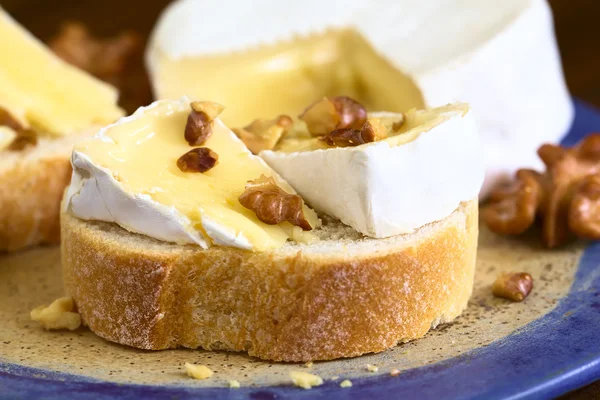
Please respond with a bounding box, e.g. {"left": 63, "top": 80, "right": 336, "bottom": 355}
{"left": 62, "top": 198, "right": 478, "bottom": 362}
{"left": 0, "top": 134, "right": 92, "bottom": 252}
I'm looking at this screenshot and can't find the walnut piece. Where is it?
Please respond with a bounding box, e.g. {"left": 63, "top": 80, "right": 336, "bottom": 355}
{"left": 569, "top": 174, "right": 600, "bottom": 239}
{"left": 299, "top": 96, "right": 367, "bottom": 136}
{"left": 321, "top": 118, "right": 388, "bottom": 147}
{"left": 8, "top": 128, "right": 38, "bottom": 151}
{"left": 50, "top": 22, "right": 140, "bottom": 83}
{"left": 483, "top": 134, "right": 600, "bottom": 248}
{"left": 0, "top": 107, "right": 37, "bottom": 151}
{"left": 238, "top": 175, "right": 312, "bottom": 230}
{"left": 177, "top": 148, "right": 219, "bottom": 173}
{"left": 492, "top": 272, "right": 533, "bottom": 302}
{"left": 30, "top": 297, "right": 81, "bottom": 330}
{"left": 0, "top": 127, "right": 17, "bottom": 151}
{"left": 184, "top": 101, "right": 225, "bottom": 146}
{"left": 0, "top": 107, "right": 24, "bottom": 131}
{"left": 482, "top": 169, "right": 545, "bottom": 235}
{"left": 233, "top": 115, "right": 292, "bottom": 154}
{"left": 49, "top": 22, "right": 150, "bottom": 113}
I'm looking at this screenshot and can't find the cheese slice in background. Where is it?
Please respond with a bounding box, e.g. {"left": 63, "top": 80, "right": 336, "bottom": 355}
{"left": 0, "top": 8, "right": 123, "bottom": 136}
{"left": 261, "top": 103, "right": 484, "bottom": 238}
{"left": 65, "top": 99, "right": 318, "bottom": 251}
{"left": 146, "top": 0, "right": 573, "bottom": 197}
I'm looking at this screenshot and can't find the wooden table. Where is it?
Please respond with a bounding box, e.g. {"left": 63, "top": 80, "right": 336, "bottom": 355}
{"left": 3, "top": 0, "right": 600, "bottom": 397}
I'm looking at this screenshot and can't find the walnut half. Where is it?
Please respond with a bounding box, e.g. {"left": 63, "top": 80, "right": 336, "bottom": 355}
{"left": 239, "top": 175, "right": 312, "bottom": 230}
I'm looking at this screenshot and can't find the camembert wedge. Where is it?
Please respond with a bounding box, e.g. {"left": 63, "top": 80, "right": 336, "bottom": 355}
{"left": 65, "top": 99, "right": 318, "bottom": 251}
{"left": 0, "top": 7, "right": 123, "bottom": 136}
{"left": 261, "top": 103, "right": 484, "bottom": 238}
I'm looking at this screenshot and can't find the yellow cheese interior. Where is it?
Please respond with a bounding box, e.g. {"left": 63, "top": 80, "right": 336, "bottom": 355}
{"left": 0, "top": 9, "right": 123, "bottom": 136}
{"left": 153, "top": 29, "right": 425, "bottom": 127}
{"left": 75, "top": 101, "right": 318, "bottom": 251}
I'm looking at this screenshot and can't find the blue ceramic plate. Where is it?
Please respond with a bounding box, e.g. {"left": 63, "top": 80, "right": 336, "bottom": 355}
{"left": 1, "top": 100, "right": 599, "bottom": 400}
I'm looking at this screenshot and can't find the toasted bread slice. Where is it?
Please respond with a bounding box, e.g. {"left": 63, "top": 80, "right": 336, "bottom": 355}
{"left": 61, "top": 198, "right": 478, "bottom": 362}
{"left": 0, "top": 134, "right": 88, "bottom": 252}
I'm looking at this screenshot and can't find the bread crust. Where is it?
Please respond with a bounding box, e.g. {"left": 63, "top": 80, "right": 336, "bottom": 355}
{"left": 0, "top": 151, "right": 71, "bottom": 252}
{"left": 61, "top": 199, "right": 478, "bottom": 362}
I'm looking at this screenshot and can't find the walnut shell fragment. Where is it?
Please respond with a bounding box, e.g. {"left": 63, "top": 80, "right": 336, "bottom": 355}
{"left": 492, "top": 272, "right": 533, "bottom": 302}
{"left": 233, "top": 115, "right": 292, "bottom": 154}
{"left": 299, "top": 96, "right": 367, "bottom": 136}
{"left": 184, "top": 101, "right": 225, "bottom": 146}
{"left": 177, "top": 148, "right": 219, "bottom": 173}
{"left": 239, "top": 175, "right": 312, "bottom": 230}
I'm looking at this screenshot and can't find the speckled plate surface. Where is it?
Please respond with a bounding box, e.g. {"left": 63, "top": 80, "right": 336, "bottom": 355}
{"left": 1, "top": 100, "right": 599, "bottom": 400}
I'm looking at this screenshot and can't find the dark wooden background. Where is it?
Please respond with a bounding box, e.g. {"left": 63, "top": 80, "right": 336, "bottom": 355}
{"left": 2, "top": 0, "right": 600, "bottom": 397}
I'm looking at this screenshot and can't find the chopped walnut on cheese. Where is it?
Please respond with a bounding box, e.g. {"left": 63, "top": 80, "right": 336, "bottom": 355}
{"left": 30, "top": 297, "right": 81, "bottom": 331}
{"left": 289, "top": 370, "right": 323, "bottom": 389}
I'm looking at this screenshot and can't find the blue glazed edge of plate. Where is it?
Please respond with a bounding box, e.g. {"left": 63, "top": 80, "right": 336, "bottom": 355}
{"left": 1, "top": 99, "right": 599, "bottom": 400}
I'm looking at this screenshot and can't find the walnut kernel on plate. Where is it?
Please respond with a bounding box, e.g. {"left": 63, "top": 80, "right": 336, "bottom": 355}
{"left": 483, "top": 134, "right": 600, "bottom": 248}
{"left": 492, "top": 272, "right": 534, "bottom": 302}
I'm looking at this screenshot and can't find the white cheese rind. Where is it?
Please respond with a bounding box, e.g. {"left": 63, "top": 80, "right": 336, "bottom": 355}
{"left": 66, "top": 150, "right": 211, "bottom": 248}
{"left": 147, "top": 0, "right": 573, "bottom": 198}
{"left": 64, "top": 100, "right": 254, "bottom": 250}
{"left": 260, "top": 109, "right": 483, "bottom": 238}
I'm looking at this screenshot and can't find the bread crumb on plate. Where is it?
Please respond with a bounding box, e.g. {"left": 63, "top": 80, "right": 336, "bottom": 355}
{"left": 340, "top": 379, "right": 352, "bottom": 388}
{"left": 30, "top": 297, "right": 81, "bottom": 331}
{"left": 289, "top": 370, "right": 323, "bottom": 389}
{"left": 366, "top": 364, "right": 379, "bottom": 372}
{"left": 228, "top": 380, "right": 240, "bottom": 388}
{"left": 184, "top": 363, "right": 213, "bottom": 380}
